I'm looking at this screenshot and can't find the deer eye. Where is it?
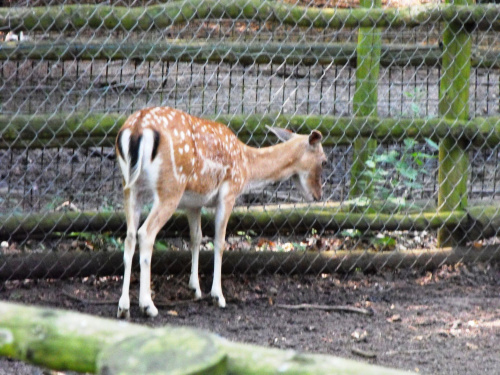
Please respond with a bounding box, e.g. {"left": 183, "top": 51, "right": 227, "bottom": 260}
{"left": 321, "top": 160, "right": 327, "bottom": 167}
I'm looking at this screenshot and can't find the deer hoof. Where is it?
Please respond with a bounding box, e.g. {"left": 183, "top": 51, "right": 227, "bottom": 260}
{"left": 193, "top": 289, "right": 202, "bottom": 300}
{"left": 211, "top": 295, "right": 226, "bottom": 308}
{"left": 140, "top": 303, "right": 158, "bottom": 318}
{"left": 117, "top": 307, "right": 130, "bottom": 319}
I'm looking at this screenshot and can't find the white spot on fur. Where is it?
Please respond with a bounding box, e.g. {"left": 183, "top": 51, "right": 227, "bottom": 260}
{"left": 167, "top": 134, "right": 180, "bottom": 182}
{"left": 184, "top": 144, "right": 189, "bottom": 152}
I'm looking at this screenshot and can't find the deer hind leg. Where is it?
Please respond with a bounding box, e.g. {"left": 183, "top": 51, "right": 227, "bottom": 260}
{"left": 186, "top": 208, "right": 202, "bottom": 299}
{"left": 117, "top": 187, "right": 141, "bottom": 319}
{"left": 137, "top": 193, "right": 182, "bottom": 318}
{"left": 211, "top": 188, "right": 236, "bottom": 308}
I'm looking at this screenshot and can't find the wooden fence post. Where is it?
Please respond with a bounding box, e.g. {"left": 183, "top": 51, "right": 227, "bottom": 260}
{"left": 350, "top": 0, "right": 382, "bottom": 198}
{"left": 437, "top": 0, "right": 473, "bottom": 247}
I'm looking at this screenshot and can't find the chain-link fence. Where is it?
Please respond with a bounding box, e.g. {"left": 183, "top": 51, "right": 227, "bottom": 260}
{"left": 1, "top": 0, "right": 500, "bottom": 281}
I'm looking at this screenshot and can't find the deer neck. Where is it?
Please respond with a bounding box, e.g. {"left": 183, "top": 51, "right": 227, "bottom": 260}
{"left": 243, "top": 140, "right": 303, "bottom": 185}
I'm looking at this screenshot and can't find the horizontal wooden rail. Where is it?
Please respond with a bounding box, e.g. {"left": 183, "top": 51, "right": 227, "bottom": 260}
{"left": 0, "top": 1, "right": 499, "bottom": 32}
{"left": 2, "top": 112, "right": 500, "bottom": 149}
{"left": 0, "top": 245, "right": 499, "bottom": 281}
{"left": 2, "top": 41, "right": 499, "bottom": 69}
{"left": 0, "top": 206, "right": 474, "bottom": 240}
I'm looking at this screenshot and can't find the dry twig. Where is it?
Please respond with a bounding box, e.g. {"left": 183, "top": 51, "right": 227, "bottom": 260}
{"left": 62, "top": 290, "right": 117, "bottom": 305}
{"left": 351, "top": 347, "right": 377, "bottom": 359}
{"left": 276, "top": 303, "right": 374, "bottom": 316}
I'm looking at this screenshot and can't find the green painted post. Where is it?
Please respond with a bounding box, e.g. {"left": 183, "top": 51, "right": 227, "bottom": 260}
{"left": 437, "top": 0, "right": 473, "bottom": 247}
{"left": 349, "top": 0, "right": 382, "bottom": 198}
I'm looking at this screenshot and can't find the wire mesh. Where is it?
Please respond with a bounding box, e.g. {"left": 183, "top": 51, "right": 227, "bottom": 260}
{"left": 0, "top": 0, "right": 500, "bottom": 283}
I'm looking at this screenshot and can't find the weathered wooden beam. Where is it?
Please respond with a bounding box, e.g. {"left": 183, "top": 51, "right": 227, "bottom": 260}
{"left": 437, "top": 0, "right": 473, "bottom": 247}
{"left": 0, "top": 207, "right": 468, "bottom": 241}
{"left": 0, "top": 41, "right": 358, "bottom": 66}
{"left": 0, "top": 41, "right": 498, "bottom": 68}
{"left": 3, "top": 113, "right": 500, "bottom": 149}
{"left": 0, "top": 1, "right": 499, "bottom": 32}
{"left": 0, "top": 244, "right": 499, "bottom": 281}
{"left": 0, "top": 112, "right": 126, "bottom": 149}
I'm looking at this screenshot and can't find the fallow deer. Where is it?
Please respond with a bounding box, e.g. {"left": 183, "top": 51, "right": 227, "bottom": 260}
{"left": 115, "top": 107, "right": 326, "bottom": 318}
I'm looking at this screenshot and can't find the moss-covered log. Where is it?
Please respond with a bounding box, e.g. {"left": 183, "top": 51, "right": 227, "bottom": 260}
{"left": 0, "top": 112, "right": 126, "bottom": 149}
{"left": 1, "top": 242, "right": 499, "bottom": 280}
{"left": 0, "top": 1, "right": 499, "bottom": 32}
{"left": 1, "top": 41, "right": 499, "bottom": 68}
{"left": 0, "top": 302, "right": 415, "bottom": 374}
{"left": 0, "top": 41, "right": 359, "bottom": 67}
{"left": 4, "top": 112, "right": 500, "bottom": 149}
{"left": 0, "top": 208, "right": 468, "bottom": 241}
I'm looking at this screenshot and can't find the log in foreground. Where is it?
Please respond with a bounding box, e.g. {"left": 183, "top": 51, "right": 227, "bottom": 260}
{"left": 0, "top": 301, "right": 415, "bottom": 374}
{"left": 1, "top": 245, "right": 498, "bottom": 281}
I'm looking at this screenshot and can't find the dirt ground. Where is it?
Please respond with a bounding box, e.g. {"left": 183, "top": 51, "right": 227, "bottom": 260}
{"left": 0, "top": 262, "right": 499, "bottom": 375}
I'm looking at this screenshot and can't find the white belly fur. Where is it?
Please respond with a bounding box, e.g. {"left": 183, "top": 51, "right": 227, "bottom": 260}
{"left": 178, "top": 189, "right": 219, "bottom": 209}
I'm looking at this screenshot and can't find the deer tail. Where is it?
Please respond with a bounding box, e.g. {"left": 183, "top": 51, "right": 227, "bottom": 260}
{"left": 116, "top": 128, "right": 160, "bottom": 190}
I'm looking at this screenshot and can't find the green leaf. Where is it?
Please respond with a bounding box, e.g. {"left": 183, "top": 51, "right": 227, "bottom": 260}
{"left": 399, "top": 168, "right": 418, "bottom": 180}
{"left": 345, "top": 197, "right": 371, "bottom": 207}
{"left": 387, "top": 197, "right": 406, "bottom": 207}
{"left": 340, "top": 229, "right": 362, "bottom": 238}
{"left": 371, "top": 235, "right": 397, "bottom": 250}
{"left": 411, "top": 103, "right": 420, "bottom": 115}
{"left": 424, "top": 137, "right": 439, "bottom": 151}
{"left": 403, "top": 181, "right": 423, "bottom": 189}
{"left": 403, "top": 138, "right": 417, "bottom": 149}
{"left": 365, "top": 160, "right": 376, "bottom": 169}
{"left": 154, "top": 240, "right": 169, "bottom": 251}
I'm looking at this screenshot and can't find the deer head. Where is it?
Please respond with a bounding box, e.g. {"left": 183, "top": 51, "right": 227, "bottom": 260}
{"left": 267, "top": 126, "right": 326, "bottom": 202}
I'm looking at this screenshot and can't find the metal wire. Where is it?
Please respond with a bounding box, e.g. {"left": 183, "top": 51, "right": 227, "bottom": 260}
{"left": 0, "top": 0, "right": 500, "bottom": 281}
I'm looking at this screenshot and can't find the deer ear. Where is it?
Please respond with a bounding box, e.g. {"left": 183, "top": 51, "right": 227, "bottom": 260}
{"left": 309, "top": 130, "right": 323, "bottom": 146}
{"left": 266, "top": 126, "right": 295, "bottom": 142}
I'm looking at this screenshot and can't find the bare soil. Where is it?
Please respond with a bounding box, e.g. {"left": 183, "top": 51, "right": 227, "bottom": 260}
{"left": 1, "top": 262, "right": 500, "bottom": 375}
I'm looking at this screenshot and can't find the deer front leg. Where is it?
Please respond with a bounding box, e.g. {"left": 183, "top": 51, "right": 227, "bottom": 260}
{"left": 118, "top": 188, "right": 140, "bottom": 319}
{"left": 137, "top": 196, "right": 180, "bottom": 318}
{"left": 211, "top": 189, "right": 236, "bottom": 308}
{"left": 186, "top": 208, "right": 202, "bottom": 300}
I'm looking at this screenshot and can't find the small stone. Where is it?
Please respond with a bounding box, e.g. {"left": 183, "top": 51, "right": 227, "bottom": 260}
{"left": 387, "top": 314, "right": 401, "bottom": 323}
{"left": 351, "top": 330, "right": 368, "bottom": 342}
{"left": 466, "top": 342, "right": 478, "bottom": 350}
